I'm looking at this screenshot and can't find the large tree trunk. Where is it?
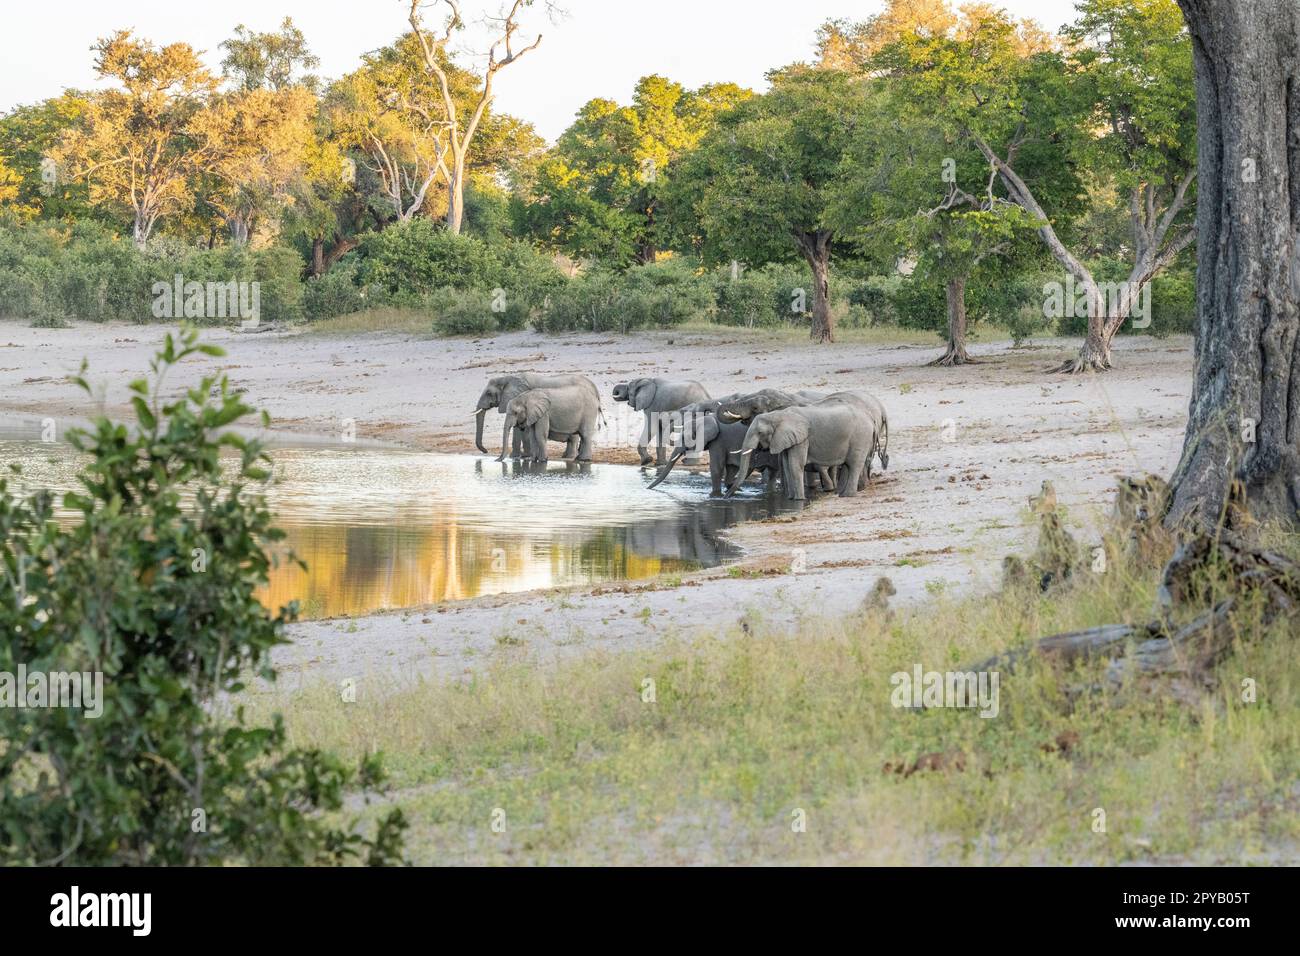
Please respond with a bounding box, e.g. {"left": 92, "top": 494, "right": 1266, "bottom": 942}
{"left": 310, "top": 238, "right": 325, "bottom": 278}
{"left": 446, "top": 162, "right": 465, "bottom": 235}
{"left": 1167, "top": 0, "right": 1300, "bottom": 530}
{"left": 929, "top": 273, "right": 976, "bottom": 366}
{"left": 799, "top": 231, "right": 835, "bottom": 344}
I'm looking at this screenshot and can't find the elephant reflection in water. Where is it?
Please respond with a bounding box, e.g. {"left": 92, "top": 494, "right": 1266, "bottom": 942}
{"left": 621, "top": 489, "right": 803, "bottom": 566}
{"left": 475, "top": 458, "right": 594, "bottom": 478}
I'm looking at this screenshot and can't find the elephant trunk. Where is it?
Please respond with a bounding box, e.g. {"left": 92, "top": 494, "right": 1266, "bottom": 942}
{"left": 496, "top": 415, "right": 512, "bottom": 462}
{"left": 725, "top": 449, "right": 752, "bottom": 497}
{"left": 646, "top": 446, "right": 687, "bottom": 490}
{"left": 475, "top": 408, "right": 488, "bottom": 454}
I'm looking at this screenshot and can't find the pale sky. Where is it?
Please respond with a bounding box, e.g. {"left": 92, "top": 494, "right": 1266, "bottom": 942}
{"left": 0, "top": 0, "right": 1082, "bottom": 143}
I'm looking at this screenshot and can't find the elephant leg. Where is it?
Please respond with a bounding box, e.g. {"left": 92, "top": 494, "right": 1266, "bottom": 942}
{"left": 576, "top": 423, "right": 594, "bottom": 462}
{"left": 563, "top": 435, "right": 578, "bottom": 460}
{"left": 839, "top": 461, "right": 864, "bottom": 497}
{"left": 782, "top": 448, "right": 808, "bottom": 501}
{"left": 709, "top": 450, "right": 726, "bottom": 497}
{"left": 532, "top": 420, "right": 549, "bottom": 463}
{"left": 511, "top": 424, "right": 525, "bottom": 460}
{"left": 818, "top": 466, "right": 835, "bottom": 492}
{"left": 858, "top": 458, "right": 871, "bottom": 491}
{"left": 654, "top": 415, "right": 669, "bottom": 466}
{"left": 637, "top": 413, "right": 654, "bottom": 466}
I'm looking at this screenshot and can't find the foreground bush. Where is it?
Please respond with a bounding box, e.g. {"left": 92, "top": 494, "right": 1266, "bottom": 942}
{"left": 0, "top": 328, "right": 405, "bottom": 865}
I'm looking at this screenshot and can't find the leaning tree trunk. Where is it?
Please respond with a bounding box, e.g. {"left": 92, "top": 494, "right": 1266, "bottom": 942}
{"left": 446, "top": 161, "right": 465, "bottom": 235}
{"left": 799, "top": 231, "right": 835, "bottom": 344}
{"left": 930, "top": 273, "right": 977, "bottom": 366}
{"left": 1167, "top": 0, "right": 1300, "bottom": 530}
{"left": 310, "top": 238, "right": 325, "bottom": 278}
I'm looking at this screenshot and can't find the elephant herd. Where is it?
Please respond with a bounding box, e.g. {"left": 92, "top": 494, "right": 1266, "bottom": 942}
{"left": 472, "top": 373, "right": 890, "bottom": 502}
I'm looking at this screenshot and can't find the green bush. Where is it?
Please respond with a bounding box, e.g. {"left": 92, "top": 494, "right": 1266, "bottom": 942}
{"left": 429, "top": 287, "right": 510, "bottom": 336}
{"left": 0, "top": 328, "right": 406, "bottom": 865}
{"left": 303, "top": 261, "right": 370, "bottom": 320}
{"left": 355, "top": 219, "right": 498, "bottom": 297}
{"left": 0, "top": 217, "right": 307, "bottom": 324}
{"left": 711, "top": 262, "right": 813, "bottom": 328}
{"left": 845, "top": 274, "right": 904, "bottom": 327}
{"left": 536, "top": 259, "right": 712, "bottom": 333}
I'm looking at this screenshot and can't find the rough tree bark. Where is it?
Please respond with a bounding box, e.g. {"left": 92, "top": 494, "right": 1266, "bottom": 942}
{"left": 1167, "top": 0, "right": 1300, "bottom": 530}
{"left": 797, "top": 230, "right": 835, "bottom": 344}
{"left": 929, "top": 273, "right": 977, "bottom": 366}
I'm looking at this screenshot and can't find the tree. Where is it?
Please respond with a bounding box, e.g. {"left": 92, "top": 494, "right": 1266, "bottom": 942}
{"left": 831, "top": 89, "right": 1044, "bottom": 365}
{"left": 815, "top": 0, "right": 957, "bottom": 70}
{"left": 53, "top": 32, "right": 219, "bottom": 247}
{"left": 879, "top": 0, "right": 1196, "bottom": 372}
{"left": 327, "top": 44, "right": 453, "bottom": 224}
{"left": 1166, "top": 0, "right": 1300, "bottom": 529}
{"left": 524, "top": 75, "right": 751, "bottom": 265}
{"left": 189, "top": 86, "right": 318, "bottom": 244}
{"left": 407, "top": 0, "right": 547, "bottom": 234}
{"left": 672, "top": 69, "right": 864, "bottom": 342}
{"left": 0, "top": 94, "right": 95, "bottom": 220}
{"left": 220, "top": 17, "right": 320, "bottom": 92}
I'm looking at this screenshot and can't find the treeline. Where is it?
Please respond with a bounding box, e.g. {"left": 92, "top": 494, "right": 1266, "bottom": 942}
{"left": 0, "top": 0, "right": 1198, "bottom": 369}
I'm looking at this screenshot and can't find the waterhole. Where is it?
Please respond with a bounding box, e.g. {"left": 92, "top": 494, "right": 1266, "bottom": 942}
{"left": 0, "top": 428, "right": 802, "bottom": 619}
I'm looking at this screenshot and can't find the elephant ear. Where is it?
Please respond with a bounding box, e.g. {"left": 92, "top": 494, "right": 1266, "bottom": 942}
{"left": 631, "top": 379, "right": 657, "bottom": 411}
{"left": 525, "top": 391, "right": 551, "bottom": 425}
{"left": 768, "top": 414, "right": 809, "bottom": 454}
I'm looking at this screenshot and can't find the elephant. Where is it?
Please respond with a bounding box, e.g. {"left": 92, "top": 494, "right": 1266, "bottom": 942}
{"left": 612, "top": 377, "right": 711, "bottom": 465}
{"left": 497, "top": 384, "right": 601, "bottom": 463}
{"left": 474, "top": 373, "right": 600, "bottom": 458}
{"left": 715, "top": 388, "right": 829, "bottom": 424}
{"left": 718, "top": 387, "right": 890, "bottom": 472}
{"left": 726, "top": 402, "right": 877, "bottom": 501}
{"left": 647, "top": 415, "right": 780, "bottom": 496}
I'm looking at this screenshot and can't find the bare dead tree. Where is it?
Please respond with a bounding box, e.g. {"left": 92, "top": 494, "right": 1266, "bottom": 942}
{"left": 407, "top": 0, "right": 543, "bottom": 234}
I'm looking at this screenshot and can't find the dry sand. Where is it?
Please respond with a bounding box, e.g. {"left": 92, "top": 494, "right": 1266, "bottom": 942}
{"left": 0, "top": 320, "right": 1192, "bottom": 688}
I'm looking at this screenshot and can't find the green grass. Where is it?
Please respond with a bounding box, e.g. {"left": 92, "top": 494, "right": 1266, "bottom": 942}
{"left": 247, "top": 537, "right": 1300, "bottom": 865}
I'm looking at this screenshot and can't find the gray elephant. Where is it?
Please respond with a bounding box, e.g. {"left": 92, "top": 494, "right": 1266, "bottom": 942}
{"left": 612, "top": 377, "right": 711, "bottom": 465}
{"left": 497, "top": 384, "right": 601, "bottom": 463}
{"left": 715, "top": 389, "right": 829, "bottom": 424}
{"left": 474, "top": 373, "right": 600, "bottom": 458}
{"left": 726, "top": 402, "right": 877, "bottom": 501}
{"left": 647, "top": 416, "right": 779, "bottom": 496}
{"left": 830, "top": 390, "right": 890, "bottom": 471}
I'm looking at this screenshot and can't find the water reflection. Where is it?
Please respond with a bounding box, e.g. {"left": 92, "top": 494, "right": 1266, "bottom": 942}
{"left": 0, "top": 429, "right": 802, "bottom": 620}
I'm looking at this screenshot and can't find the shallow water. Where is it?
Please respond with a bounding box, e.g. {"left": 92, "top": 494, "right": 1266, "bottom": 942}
{"left": 0, "top": 426, "right": 801, "bottom": 619}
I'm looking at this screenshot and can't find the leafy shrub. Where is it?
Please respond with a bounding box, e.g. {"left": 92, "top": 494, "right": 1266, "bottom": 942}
{"left": 845, "top": 274, "right": 904, "bottom": 327}
{"left": 0, "top": 329, "right": 406, "bottom": 865}
{"left": 535, "top": 259, "right": 712, "bottom": 333}
{"left": 712, "top": 262, "right": 813, "bottom": 328}
{"left": 429, "top": 287, "right": 509, "bottom": 336}
{"left": 0, "top": 217, "right": 306, "bottom": 324}
{"left": 303, "top": 261, "right": 369, "bottom": 320}
{"left": 355, "top": 219, "right": 498, "bottom": 297}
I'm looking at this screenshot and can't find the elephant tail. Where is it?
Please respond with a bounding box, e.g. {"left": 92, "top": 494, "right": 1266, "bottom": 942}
{"left": 877, "top": 414, "right": 890, "bottom": 470}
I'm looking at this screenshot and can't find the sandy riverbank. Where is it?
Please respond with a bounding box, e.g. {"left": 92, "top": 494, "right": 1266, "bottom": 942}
{"left": 0, "top": 319, "right": 1193, "bottom": 687}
